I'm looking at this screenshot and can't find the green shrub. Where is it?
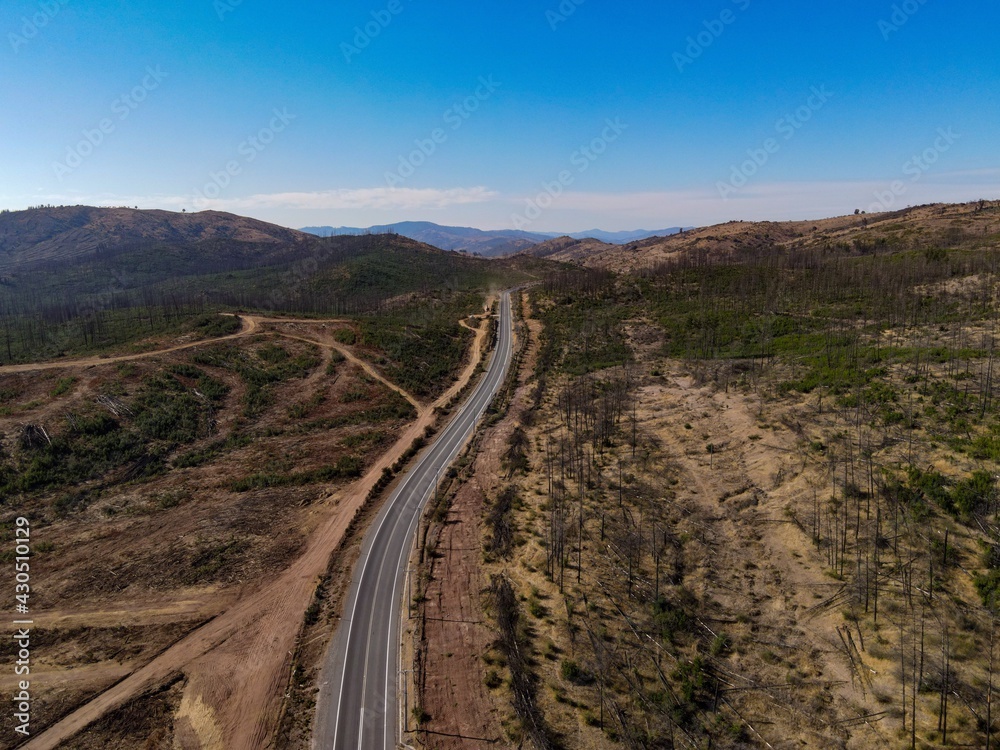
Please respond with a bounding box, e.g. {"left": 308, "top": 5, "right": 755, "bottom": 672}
{"left": 653, "top": 595, "right": 694, "bottom": 645}
{"left": 173, "top": 433, "right": 251, "bottom": 468}
{"left": 184, "top": 538, "right": 250, "bottom": 583}
{"left": 168, "top": 364, "right": 204, "bottom": 379}
{"left": 952, "top": 470, "right": 997, "bottom": 517}
{"left": 976, "top": 558, "right": 1000, "bottom": 613}
{"left": 230, "top": 455, "right": 363, "bottom": 492}
{"left": 51, "top": 377, "right": 77, "bottom": 397}
{"left": 334, "top": 328, "right": 357, "bottom": 345}
{"left": 304, "top": 599, "right": 322, "bottom": 626}
{"left": 133, "top": 374, "right": 211, "bottom": 444}
{"left": 710, "top": 633, "right": 731, "bottom": 656}
{"left": 258, "top": 343, "right": 289, "bottom": 364}
{"left": 191, "top": 314, "right": 240, "bottom": 338}
{"left": 560, "top": 659, "right": 592, "bottom": 685}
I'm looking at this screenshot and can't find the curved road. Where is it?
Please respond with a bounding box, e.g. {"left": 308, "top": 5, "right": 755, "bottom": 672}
{"left": 314, "top": 291, "right": 513, "bottom": 749}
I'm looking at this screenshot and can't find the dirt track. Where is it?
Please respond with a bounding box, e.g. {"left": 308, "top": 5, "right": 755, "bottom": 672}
{"left": 18, "top": 311, "right": 492, "bottom": 750}
{"left": 0, "top": 314, "right": 424, "bottom": 413}
{"left": 0, "top": 316, "right": 255, "bottom": 374}
{"left": 263, "top": 326, "right": 424, "bottom": 412}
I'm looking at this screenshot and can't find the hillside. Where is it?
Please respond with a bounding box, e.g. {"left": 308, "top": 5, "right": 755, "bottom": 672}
{"left": 566, "top": 227, "right": 687, "bottom": 244}
{"left": 0, "top": 300, "right": 499, "bottom": 748}
{"left": 7, "top": 199, "right": 1000, "bottom": 749}
{"left": 411, "top": 199, "right": 1000, "bottom": 750}
{"left": 0, "top": 206, "right": 537, "bottom": 365}
{"left": 521, "top": 201, "right": 1000, "bottom": 271}
{"left": 0, "top": 206, "right": 308, "bottom": 269}
{"left": 518, "top": 235, "right": 617, "bottom": 264}
{"left": 0, "top": 204, "right": 539, "bottom": 750}
{"left": 300, "top": 221, "right": 691, "bottom": 256}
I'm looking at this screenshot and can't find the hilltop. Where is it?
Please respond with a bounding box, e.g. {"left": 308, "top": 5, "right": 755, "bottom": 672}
{"left": 523, "top": 200, "right": 1000, "bottom": 271}
{"left": 518, "top": 235, "right": 617, "bottom": 264}
{"left": 301, "top": 221, "right": 545, "bottom": 257}
{"left": 0, "top": 206, "right": 308, "bottom": 269}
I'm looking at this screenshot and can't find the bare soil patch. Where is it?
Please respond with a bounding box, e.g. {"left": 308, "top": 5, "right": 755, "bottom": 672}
{"left": 413, "top": 291, "right": 539, "bottom": 747}
{"left": 3, "top": 310, "right": 485, "bottom": 750}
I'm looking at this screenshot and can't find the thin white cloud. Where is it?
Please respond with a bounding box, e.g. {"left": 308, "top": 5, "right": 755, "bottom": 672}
{"left": 197, "top": 187, "right": 499, "bottom": 211}
{"left": 929, "top": 167, "right": 1000, "bottom": 182}
{"left": 21, "top": 176, "right": 998, "bottom": 232}
{"left": 26, "top": 187, "right": 498, "bottom": 212}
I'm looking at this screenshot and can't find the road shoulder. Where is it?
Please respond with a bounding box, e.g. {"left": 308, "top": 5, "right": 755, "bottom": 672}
{"left": 406, "top": 291, "right": 537, "bottom": 747}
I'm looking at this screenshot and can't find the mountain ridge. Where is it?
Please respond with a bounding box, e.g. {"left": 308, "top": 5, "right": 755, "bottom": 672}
{"left": 521, "top": 201, "right": 1000, "bottom": 272}
{"left": 0, "top": 205, "right": 309, "bottom": 270}
{"left": 300, "top": 221, "right": 689, "bottom": 255}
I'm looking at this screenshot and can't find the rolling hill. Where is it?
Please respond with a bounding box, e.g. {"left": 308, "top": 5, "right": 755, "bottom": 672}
{"left": 560, "top": 227, "right": 688, "bottom": 243}
{"left": 0, "top": 206, "right": 538, "bottom": 364}
{"left": 300, "top": 221, "right": 691, "bottom": 256}
{"left": 518, "top": 235, "right": 617, "bottom": 264}
{"left": 524, "top": 201, "right": 1000, "bottom": 271}
{"left": 0, "top": 205, "right": 308, "bottom": 269}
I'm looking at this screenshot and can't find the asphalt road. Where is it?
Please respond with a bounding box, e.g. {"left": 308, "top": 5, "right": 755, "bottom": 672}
{"left": 314, "top": 291, "right": 513, "bottom": 750}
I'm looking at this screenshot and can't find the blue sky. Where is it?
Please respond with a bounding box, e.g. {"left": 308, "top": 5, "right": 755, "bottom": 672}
{"left": 1, "top": 0, "right": 997, "bottom": 231}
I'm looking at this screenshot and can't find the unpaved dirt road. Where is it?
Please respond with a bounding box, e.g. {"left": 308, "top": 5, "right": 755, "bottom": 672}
{"left": 0, "top": 316, "right": 258, "bottom": 374}
{"left": 17, "top": 310, "right": 494, "bottom": 750}
{"left": 265, "top": 327, "right": 423, "bottom": 412}
{"left": 0, "top": 314, "right": 423, "bottom": 413}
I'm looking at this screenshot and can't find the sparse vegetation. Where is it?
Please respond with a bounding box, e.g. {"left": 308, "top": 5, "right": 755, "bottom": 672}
{"left": 0, "top": 253, "right": 501, "bottom": 742}
{"left": 448, "top": 203, "right": 1000, "bottom": 750}
{"left": 10, "top": 201, "right": 1000, "bottom": 748}
{"left": 229, "top": 455, "right": 364, "bottom": 492}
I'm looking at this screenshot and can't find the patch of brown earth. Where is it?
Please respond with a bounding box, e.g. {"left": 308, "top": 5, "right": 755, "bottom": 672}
{"left": 16, "top": 310, "right": 491, "bottom": 750}
{"left": 414, "top": 292, "right": 539, "bottom": 748}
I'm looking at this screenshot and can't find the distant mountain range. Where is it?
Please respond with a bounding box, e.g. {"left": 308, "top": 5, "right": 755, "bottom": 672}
{"left": 561, "top": 228, "right": 689, "bottom": 244}
{"left": 301, "top": 221, "right": 544, "bottom": 257}
{"left": 300, "top": 221, "right": 690, "bottom": 256}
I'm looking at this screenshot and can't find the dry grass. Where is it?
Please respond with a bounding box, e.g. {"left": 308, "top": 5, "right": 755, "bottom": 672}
{"left": 425, "top": 285, "right": 1000, "bottom": 748}
{"left": 0, "top": 325, "right": 420, "bottom": 748}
